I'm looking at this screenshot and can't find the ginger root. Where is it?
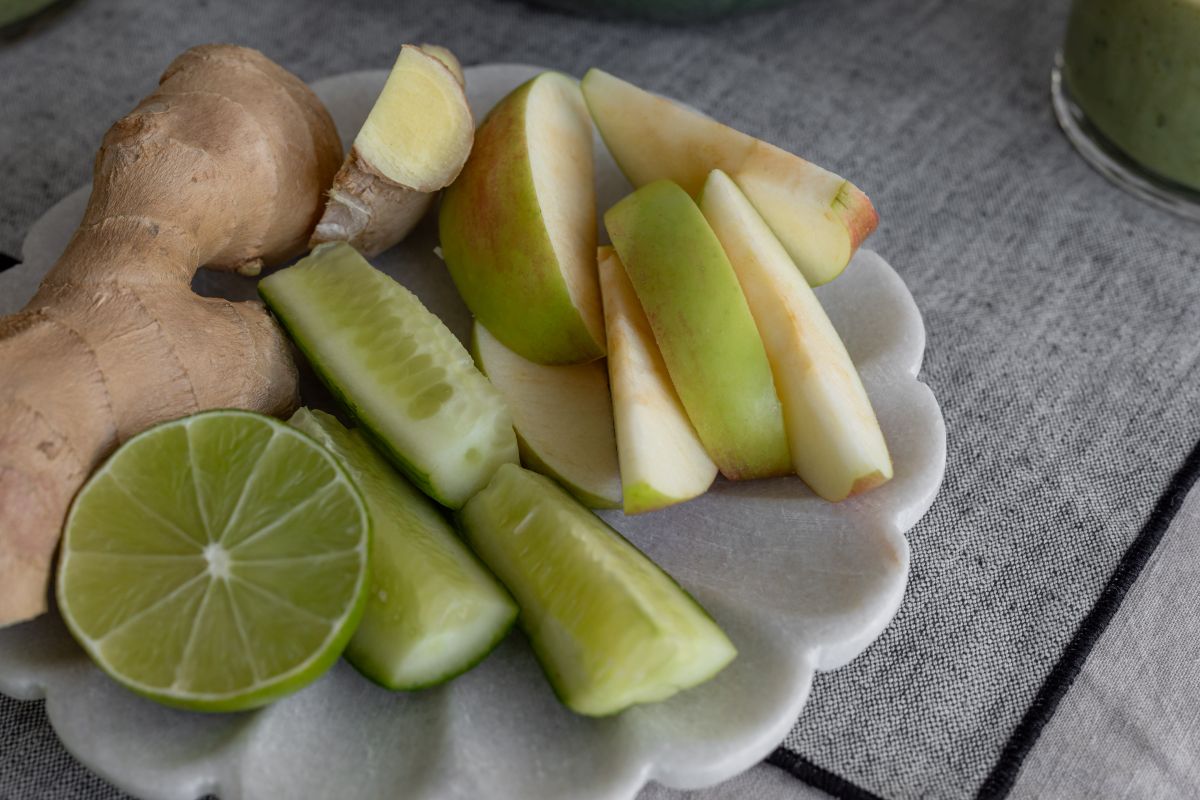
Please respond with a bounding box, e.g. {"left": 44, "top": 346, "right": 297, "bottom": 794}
{"left": 310, "top": 44, "right": 473, "bottom": 256}
{"left": 417, "top": 43, "right": 466, "bottom": 86}
{"left": 0, "top": 44, "right": 342, "bottom": 626}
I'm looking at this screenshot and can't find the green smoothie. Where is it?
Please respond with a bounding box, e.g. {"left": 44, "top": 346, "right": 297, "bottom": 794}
{"left": 1063, "top": 0, "right": 1200, "bottom": 191}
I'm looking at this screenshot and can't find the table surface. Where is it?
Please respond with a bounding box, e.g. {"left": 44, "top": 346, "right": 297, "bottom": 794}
{"left": 3, "top": 0, "right": 1200, "bottom": 799}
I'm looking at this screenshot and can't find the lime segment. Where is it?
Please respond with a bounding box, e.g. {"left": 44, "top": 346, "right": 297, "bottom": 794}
{"left": 57, "top": 410, "right": 370, "bottom": 712}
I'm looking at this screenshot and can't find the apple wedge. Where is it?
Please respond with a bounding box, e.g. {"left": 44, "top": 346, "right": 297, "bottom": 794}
{"left": 471, "top": 321, "right": 621, "bottom": 509}
{"left": 439, "top": 72, "right": 604, "bottom": 365}
{"left": 700, "top": 169, "right": 892, "bottom": 500}
{"left": 597, "top": 246, "right": 717, "bottom": 514}
{"left": 582, "top": 68, "right": 877, "bottom": 287}
{"left": 604, "top": 180, "right": 790, "bottom": 481}
{"left": 312, "top": 45, "right": 474, "bottom": 256}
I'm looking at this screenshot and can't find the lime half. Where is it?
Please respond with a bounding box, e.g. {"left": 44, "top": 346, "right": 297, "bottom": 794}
{"left": 57, "top": 410, "right": 370, "bottom": 712}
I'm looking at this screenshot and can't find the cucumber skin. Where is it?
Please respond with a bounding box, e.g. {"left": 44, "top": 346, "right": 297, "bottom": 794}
{"left": 346, "top": 602, "right": 518, "bottom": 692}
{"left": 288, "top": 408, "right": 518, "bottom": 691}
{"left": 458, "top": 467, "right": 736, "bottom": 716}
{"left": 527, "top": 526, "right": 732, "bottom": 717}
{"left": 260, "top": 282, "right": 448, "bottom": 506}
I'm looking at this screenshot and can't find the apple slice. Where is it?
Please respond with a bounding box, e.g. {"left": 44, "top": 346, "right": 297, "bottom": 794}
{"left": 700, "top": 169, "right": 892, "bottom": 500}
{"left": 439, "top": 72, "right": 604, "bottom": 365}
{"left": 597, "top": 246, "right": 717, "bottom": 514}
{"left": 604, "top": 180, "right": 790, "bottom": 481}
{"left": 471, "top": 320, "right": 621, "bottom": 509}
{"left": 581, "top": 68, "right": 877, "bottom": 287}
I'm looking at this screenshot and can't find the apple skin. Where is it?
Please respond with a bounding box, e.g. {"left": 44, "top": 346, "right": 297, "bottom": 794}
{"left": 581, "top": 68, "right": 877, "bottom": 287}
{"left": 699, "top": 169, "right": 892, "bottom": 501}
{"left": 597, "top": 246, "right": 717, "bottom": 514}
{"left": 440, "top": 72, "right": 605, "bottom": 365}
{"left": 604, "top": 181, "right": 791, "bottom": 481}
{"left": 470, "top": 321, "right": 622, "bottom": 510}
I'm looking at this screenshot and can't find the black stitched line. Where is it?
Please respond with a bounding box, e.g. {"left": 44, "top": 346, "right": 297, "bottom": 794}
{"left": 767, "top": 749, "right": 886, "bottom": 800}
{"left": 767, "top": 436, "right": 1200, "bottom": 800}
{"left": 975, "top": 435, "right": 1200, "bottom": 798}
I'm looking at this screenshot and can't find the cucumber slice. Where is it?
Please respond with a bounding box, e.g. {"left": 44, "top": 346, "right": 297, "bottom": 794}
{"left": 290, "top": 408, "right": 517, "bottom": 689}
{"left": 260, "top": 243, "right": 519, "bottom": 508}
{"left": 459, "top": 464, "right": 737, "bottom": 716}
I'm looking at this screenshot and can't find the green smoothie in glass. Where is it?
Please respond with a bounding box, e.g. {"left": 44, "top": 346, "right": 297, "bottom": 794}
{"left": 1062, "top": 0, "right": 1200, "bottom": 191}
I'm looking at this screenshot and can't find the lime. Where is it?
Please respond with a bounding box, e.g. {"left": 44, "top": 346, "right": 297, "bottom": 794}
{"left": 290, "top": 408, "right": 516, "bottom": 690}
{"left": 459, "top": 464, "right": 737, "bottom": 716}
{"left": 259, "top": 242, "right": 519, "bottom": 509}
{"left": 56, "top": 410, "right": 370, "bottom": 712}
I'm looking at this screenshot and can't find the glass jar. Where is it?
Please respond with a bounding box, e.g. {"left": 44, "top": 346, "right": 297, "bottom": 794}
{"left": 1052, "top": 0, "right": 1200, "bottom": 218}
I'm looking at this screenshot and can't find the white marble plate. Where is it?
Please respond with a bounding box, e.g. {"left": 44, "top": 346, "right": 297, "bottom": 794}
{"left": 0, "top": 64, "right": 946, "bottom": 800}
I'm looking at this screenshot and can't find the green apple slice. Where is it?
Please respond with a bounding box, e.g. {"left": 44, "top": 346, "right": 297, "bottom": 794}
{"left": 459, "top": 464, "right": 737, "bottom": 716}
{"left": 699, "top": 169, "right": 892, "bottom": 500}
{"left": 597, "top": 246, "right": 717, "bottom": 514}
{"left": 259, "top": 242, "right": 518, "bottom": 508}
{"left": 582, "top": 68, "right": 877, "bottom": 287}
{"left": 439, "top": 71, "right": 604, "bottom": 365}
{"left": 289, "top": 408, "right": 517, "bottom": 689}
{"left": 471, "top": 321, "right": 621, "bottom": 509}
{"left": 604, "top": 180, "right": 791, "bottom": 480}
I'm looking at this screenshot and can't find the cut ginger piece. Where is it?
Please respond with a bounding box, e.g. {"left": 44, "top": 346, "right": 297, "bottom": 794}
{"left": 417, "top": 43, "right": 465, "bottom": 86}
{"left": 581, "top": 68, "right": 877, "bottom": 287}
{"left": 311, "top": 44, "right": 473, "bottom": 256}
{"left": 597, "top": 246, "right": 717, "bottom": 514}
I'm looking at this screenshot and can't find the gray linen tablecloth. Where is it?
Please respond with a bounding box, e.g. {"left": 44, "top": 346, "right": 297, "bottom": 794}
{"left": 4, "top": 1, "right": 1200, "bottom": 798}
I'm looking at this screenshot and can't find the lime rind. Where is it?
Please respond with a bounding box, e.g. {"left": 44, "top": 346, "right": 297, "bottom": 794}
{"left": 57, "top": 410, "right": 371, "bottom": 712}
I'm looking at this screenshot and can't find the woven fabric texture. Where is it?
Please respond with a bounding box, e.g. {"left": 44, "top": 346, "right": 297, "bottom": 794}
{"left": 3, "top": 1, "right": 1200, "bottom": 799}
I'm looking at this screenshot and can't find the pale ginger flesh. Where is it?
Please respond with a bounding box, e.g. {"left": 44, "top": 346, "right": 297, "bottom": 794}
{"left": 311, "top": 44, "right": 473, "bottom": 256}
{"left": 0, "top": 44, "right": 342, "bottom": 626}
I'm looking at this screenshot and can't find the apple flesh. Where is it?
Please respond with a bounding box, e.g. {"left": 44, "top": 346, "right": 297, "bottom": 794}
{"left": 604, "top": 180, "right": 790, "bottom": 481}
{"left": 597, "top": 247, "right": 717, "bottom": 513}
{"left": 440, "top": 71, "right": 605, "bottom": 365}
{"left": 581, "top": 68, "right": 877, "bottom": 287}
{"left": 471, "top": 321, "right": 621, "bottom": 509}
{"left": 700, "top": 169, "right": 892, "bottom": 500}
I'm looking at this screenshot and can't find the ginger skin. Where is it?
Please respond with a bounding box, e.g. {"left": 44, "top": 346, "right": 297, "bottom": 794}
{"left": 0, "top": 44, "right": 342, "bottom": 626}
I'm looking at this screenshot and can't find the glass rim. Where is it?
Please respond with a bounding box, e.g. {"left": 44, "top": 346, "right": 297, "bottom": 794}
{"left": 1051, "top": 52, "right": 1200, "bottom": 223}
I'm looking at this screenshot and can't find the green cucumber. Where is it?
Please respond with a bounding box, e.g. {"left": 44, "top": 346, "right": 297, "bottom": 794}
{"left": 260, "top": 243, "right": 518, "bottom": 508}
{"left": 459, "top": 464, "right": 737, "bottom": 716}
{"left": 290, "top": 408, "right": 517, "bottom": 689}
